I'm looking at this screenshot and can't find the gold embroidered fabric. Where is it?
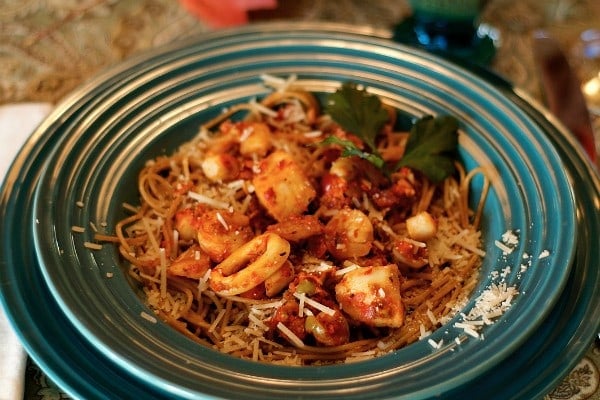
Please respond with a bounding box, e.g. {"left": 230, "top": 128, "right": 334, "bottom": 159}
{"left": 1, "top": 0, "right": 599, "bottom": 107}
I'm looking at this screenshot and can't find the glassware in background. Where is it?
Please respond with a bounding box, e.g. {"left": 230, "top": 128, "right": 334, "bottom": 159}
{"left": 573, "top": 28, "right": 600, "bottom": 167}
{"left": 575, "top": 29, "right": 600, "bottom": 117}
{"left": 393, "top": 0, "right": 498, "bottom": 65}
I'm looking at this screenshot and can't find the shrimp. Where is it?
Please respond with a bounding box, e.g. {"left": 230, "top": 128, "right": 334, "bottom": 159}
{"left": 175, "top": 206, "right": 253, "bottom": 263}
{"left": 174, "top": 206, "right": 205, "bottom": 241}
{"left": 324, "top": 208, "right": 373, "bottom": 260}
{"left": 168, "top": 246, "right": 211, "bottom": 279}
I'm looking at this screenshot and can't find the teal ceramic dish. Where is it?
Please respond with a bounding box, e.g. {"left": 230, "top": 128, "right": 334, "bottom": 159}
{"left": 1, "top": 23, "right": 597, "bottom": 400}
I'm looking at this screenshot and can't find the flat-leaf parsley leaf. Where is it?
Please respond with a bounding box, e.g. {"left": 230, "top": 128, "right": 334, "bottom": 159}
{"left": 396, "top": 115, "right": 459, "bottom": 183}
{"left": 323, "top": 82, "right": 459, "bottom": 183}
{"left": 325, "top": 82, "right": 388, "bottom": 153}
{"left": 320, "top": 136, "right": 385, "bottom": 170}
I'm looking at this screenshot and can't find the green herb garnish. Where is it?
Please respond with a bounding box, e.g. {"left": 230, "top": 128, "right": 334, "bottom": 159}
{"left": 320, "top": 136, "right": 385, "bottom": 170}
{"left": 323, "top": 82, "right": 459, "bottom": 183}
{"left": 325, "top": 82, "right": 389, "bottom": 153}
{"left": 395, "top": 115, "right": 459, "bottom": 183}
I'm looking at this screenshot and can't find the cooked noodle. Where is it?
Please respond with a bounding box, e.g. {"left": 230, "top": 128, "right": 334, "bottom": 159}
{"left": 103, "top": 77, "right": 489, "bottom": 365}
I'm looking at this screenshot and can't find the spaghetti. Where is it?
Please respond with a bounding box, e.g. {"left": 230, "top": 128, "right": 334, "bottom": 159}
{"left": 105, "top": 76, "right": 489, "bottom": 365}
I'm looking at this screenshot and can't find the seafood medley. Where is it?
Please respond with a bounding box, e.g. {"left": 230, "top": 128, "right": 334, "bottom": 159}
{"left": 108, "top": 77, "right": 488, "bottom": 364}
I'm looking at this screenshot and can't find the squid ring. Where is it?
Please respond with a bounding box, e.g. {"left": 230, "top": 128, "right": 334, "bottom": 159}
{"left": 209, "top": 233, "right": 290, "bottom": 296}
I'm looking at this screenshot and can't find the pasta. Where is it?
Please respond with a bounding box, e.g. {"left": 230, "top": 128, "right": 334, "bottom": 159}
{"left": 105, "top": 76, "right": 489, "bottom": 365}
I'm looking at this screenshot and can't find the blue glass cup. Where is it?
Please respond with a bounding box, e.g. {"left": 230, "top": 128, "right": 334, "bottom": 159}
{"left": 394, "top": 0, "right": 496, "bottom": 64}
{"left": 409, "top": 0, "right": 484, "bottom": 49}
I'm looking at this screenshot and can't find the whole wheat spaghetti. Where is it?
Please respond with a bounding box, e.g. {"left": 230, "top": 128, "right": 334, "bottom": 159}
{"left": 104, "top": 77, "right": 489, "bottom": 365}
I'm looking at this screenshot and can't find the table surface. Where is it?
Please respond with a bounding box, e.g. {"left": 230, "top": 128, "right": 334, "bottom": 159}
{"left": 1, "top": 0, "right": 599, "bottom": 399}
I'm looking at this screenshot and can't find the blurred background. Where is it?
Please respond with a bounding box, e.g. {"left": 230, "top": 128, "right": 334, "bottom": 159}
{"left": 0, "top": 0, "right": 598, "bottom": 107}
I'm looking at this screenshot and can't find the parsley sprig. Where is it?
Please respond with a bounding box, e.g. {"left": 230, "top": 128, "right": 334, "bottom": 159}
{"left": 396, "top": 114, "right": 459, "bottom": 183}
{"left": 325, "top": 82, "right": 389, "bottom": 153}
{"left": 323, "top": 82, "right": 459, "bottom": 183}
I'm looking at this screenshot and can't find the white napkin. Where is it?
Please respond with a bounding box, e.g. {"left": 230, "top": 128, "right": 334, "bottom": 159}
{"left": 0, "top": 102, "right": 53, "bottom": 400}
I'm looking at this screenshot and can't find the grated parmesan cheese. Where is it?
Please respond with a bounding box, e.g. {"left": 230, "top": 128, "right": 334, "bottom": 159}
{"left": 159, "top": 248, "right": 167, "bottom": 299}
{"left": 419, "top": 323, "right": 431, "bottom": 340}
{"left": 494, "top": 240, "right": 513, "bottom": 255}
{"left": 292, "top": 292, "right": 336, "bottom": 316}
{"left": 426, "top": 309, "right": 438, "bottom": 325}
{"left": 538, "top": 249, "right": 550, "bottom": 259}
{"left": 239, "top": 126, "right": 254, "bottom": 142}
{"left": 453, "top": 282, "right": 519, "bottom": 341}
{"left": 71, "top": 225, "right": 85, "bottom": 233}
{"left": 276, "top": 322, "right": 305, "bottom": 348}
{"left": 196, "top": 269, "right": 211, "bottom": 293}
{"left": 428, "top": 338, "right": 444, "bottom": 349}
{"left": 303, "top": 130, "right": 323, "bottom": 138}
{"left": 459, "top": 242, "right": 486, "bottom": 257}
{"left": 377, "top": 340, "right": 390, "bottom": 350}
{"left": 335, "top": 262, "right": 360, "bottom": 276}
{"left": 140, "top": 311, "right": 157, "bottom": 323}
{"left": 249, "top": 98, "right": 278, "bottom": 117}
{"left": 495, "top": 229, "right": 520, "bottom": 255}
{"left": 260, "top": 73, "right": 287, "bottom": 88}
{"left": 216, "top": 212, "right": 229, "bottom": 231}
{"left": 209, "top": 309, "right": 227, "bottom": 333}
{"left": 302, "top": 261, "right": 334, "bottom": 274}
{"left": 296, "top": 292, "right": 307, "bottom": 317}
{"left": 261, "top": 73, "right": 297, "bottom": 93}
{"left": 520, "top": 264, "right": 529, "bottom": 273}
{"left": 454, "top": 322, "right": 480, "bottom": 338}
{"left": 226, "top": 179, "right": 246, "bottom": 191}
{"left": 188, "top": 190, "right": 229, "bottom": 209}
{"left": 122, "top": 202, "right": 139, "bottom": 213}
{"left": 248, "top": 313, "right": 269, "bottom": 331}
{"left": 83, "top": 241, "right": 102, "bottom": 250}
{"left": 250, "top": 300, "right": 284, "bottom": 310}
{"left": 502, "top": 230, "right": 519, "bottom": 245}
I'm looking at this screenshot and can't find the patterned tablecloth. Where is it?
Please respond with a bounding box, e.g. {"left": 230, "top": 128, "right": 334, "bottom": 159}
{"left": 1, "top": 0, "right": 599, "bottom": 399}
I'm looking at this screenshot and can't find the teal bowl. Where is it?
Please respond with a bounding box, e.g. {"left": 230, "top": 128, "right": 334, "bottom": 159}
{"left": 1, "top": 23, "right": 595, "bottom": 400}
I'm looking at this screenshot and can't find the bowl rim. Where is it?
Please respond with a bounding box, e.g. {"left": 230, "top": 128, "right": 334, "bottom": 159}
{"left": 1, "top": 24, "right": 584, "bottom": 400}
